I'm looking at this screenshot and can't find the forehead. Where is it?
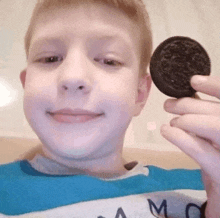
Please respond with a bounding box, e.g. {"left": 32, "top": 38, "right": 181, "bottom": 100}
{"left": 29, "top": 3, "right": 141, "bottom": 56}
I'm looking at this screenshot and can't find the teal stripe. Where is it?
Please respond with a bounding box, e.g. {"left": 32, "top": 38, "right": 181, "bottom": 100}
{"left": 0, "top": 161, "right": 204, "bottom": 215}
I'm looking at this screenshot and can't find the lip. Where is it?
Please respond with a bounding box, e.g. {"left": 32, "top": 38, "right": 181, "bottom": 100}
{"left": 48, "top": 108, "right": 103, "bottom": 123}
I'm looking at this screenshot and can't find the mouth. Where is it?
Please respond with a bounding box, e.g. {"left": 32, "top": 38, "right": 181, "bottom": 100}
{"left": 47, "top": 108, "right": 104, "bottom": 124}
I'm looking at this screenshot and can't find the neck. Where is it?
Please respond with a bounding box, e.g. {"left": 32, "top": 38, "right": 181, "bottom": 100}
{"left": 41, "top": 146, "right": 128, "bottom": 178}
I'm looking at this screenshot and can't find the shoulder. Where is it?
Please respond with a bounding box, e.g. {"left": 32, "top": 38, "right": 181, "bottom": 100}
{"left": 146, "top": 165, "right": 204, "bottom": 190}
{"left": 0, "top": 161, "right": 25, "bottom": 178}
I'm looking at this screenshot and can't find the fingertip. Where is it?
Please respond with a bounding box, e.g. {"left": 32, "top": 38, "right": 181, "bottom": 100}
{"left": 163, "top": 100, "right": 170, "bottom": 111}
{"left": 170, "top": 117, "right": 179, "bottom": 127}
{"left": 191, "top": 75, "right": 220, "bottom": 98}
{"left": 190, "top": 75, "right": 208, "bottom": 87}
{"left": 160, "top": 124, "right": 170, "bottom": 136}
{"left": 164, "top": 98, "right": 176, "bottom": 111}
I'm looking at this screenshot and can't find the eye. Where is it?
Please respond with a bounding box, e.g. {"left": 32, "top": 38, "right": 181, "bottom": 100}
{"left": 36, "top": 55, "right": 63, "bottom": 64}
{"left": 94, "top": 58, "right": 123, "bottom": 67}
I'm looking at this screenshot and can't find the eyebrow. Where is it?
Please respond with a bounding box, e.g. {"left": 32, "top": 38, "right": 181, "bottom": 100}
{"left": 29, "top": 38, "right": 64, "bottom": 51}
{"left": 30, "top": 33, "right": 133, "bottom": 52}
{"left": 88, "top": 34, "right": 134, "bottom": 51}
{"left": 89, "top": 33, "right": 131, "bottom": 44}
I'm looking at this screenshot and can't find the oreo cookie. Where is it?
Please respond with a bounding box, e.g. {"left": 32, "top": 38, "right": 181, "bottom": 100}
{"left": 150, "top": 36, "right": 211, "bottom": 98}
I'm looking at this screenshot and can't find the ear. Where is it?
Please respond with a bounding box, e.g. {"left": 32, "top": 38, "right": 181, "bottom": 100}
{"left": 20, "top": 69, "right": 27, "bottom": 88}
{"left": 133, "top": 74, "right": 152, "bottom": 116}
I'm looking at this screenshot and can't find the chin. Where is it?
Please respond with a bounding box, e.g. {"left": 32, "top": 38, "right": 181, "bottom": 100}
{"left": 40, "top": 135, "right": 105, "bottom": 161}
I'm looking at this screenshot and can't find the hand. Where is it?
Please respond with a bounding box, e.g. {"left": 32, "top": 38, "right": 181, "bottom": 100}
{"left": 160, "top": 75, "right": 220, "bottom": 218}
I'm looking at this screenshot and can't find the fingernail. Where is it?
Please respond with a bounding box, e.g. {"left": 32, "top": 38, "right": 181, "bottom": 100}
{"left": 164, "top": 100, "right": 171, "bottom": 108}
{"left": 191, "top": 75, "right": 208, "bottom": 85}
{"left": 164, "top": 99, "right": 175, "bottom": 109}
{"left": 170, "top": 117, "right": 178, "bottom": 126}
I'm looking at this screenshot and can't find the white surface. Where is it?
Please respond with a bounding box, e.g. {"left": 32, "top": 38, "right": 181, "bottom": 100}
{"left": 0, "top": 0, "right": 219, "bottom": 151}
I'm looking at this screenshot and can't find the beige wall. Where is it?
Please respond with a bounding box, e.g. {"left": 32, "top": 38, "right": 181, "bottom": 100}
{"left": 0, "top": 0, "right": 219, "bottom": 151}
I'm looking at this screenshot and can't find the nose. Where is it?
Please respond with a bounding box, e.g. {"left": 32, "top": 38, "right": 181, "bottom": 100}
{"left": 58, "top": 51, "right": 92, "bottom": 95}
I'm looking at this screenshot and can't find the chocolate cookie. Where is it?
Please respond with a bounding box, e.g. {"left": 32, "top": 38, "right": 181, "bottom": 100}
{"left": 150, "top": 36, "right": 211, "bottom": 98}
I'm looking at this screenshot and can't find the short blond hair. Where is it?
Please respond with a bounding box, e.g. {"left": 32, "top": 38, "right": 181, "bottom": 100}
{"left": 25, "top": 0, "right": 152, "bottom": 76}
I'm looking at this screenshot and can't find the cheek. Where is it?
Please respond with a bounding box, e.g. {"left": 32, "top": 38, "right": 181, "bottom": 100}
{"left": 25, "top": 66, "right": 56, "bottom": 90}
{"left": 98, "top": 74, "right": 138, "bottom": 116}
{"left": 23, "top": 91, "right": 44, "bottom": 122}
{"left": 23, "top": 76, "right": 55, "bottom": 120}
{"left": 24, "top": 69, "right": 56, "bottom": 99}
{"left": 102, "top": 74, "right": 138, "bottom": 102}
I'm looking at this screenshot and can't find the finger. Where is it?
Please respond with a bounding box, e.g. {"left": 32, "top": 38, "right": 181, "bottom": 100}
{"left": 164, "top": 97, "right": 220, "bottom": 116}
{"left": 170, "top": 115, "right": 220, "bottom": 147}
{"left": 193, "top": 93, "right": 201, "bottom": 99}
{"left": 161, "top": 124, "right": 220, "bottom": 177}
{"left": 191, "top": 75, "right": 220, "bottom": 99}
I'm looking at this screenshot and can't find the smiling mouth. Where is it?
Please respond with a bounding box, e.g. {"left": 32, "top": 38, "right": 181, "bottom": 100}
{"left": 47, "top": 109, "right": 103, "bottom": 123}
{"left": 49, "top": 113, "right": 103, "bottom": 123}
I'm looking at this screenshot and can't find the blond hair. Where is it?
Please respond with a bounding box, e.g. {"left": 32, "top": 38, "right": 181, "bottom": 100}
{"left": 25, "top": 0, "right": 152, "bottom": 76}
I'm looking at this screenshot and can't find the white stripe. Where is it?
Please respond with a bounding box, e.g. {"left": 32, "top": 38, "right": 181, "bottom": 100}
{"left": 3, "top": 190, "right": 206, "bottom": 218}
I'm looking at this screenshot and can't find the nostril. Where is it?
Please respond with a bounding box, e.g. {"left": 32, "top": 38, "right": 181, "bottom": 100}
{"left": 78, "top": 86, "right": 84, "bottom": 90}
{"left": 62, "top": 85, "right": 84, "bottom": 91}
{"left": 63, "top": 85, "right": 68, "bottom": 90}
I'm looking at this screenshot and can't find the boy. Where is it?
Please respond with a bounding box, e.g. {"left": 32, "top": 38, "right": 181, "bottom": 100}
{"left": 0, "top": 0, "right": 220, "bottom": 217}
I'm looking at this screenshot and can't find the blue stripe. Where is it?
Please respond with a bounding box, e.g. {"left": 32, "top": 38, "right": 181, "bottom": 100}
{"left": 0, "top": 161, "right": 204, "bottom": 215}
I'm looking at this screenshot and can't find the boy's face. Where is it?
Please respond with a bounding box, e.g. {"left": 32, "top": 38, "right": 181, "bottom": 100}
{"left": 20, "top": 3, "right": 151, "bottom": 161}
